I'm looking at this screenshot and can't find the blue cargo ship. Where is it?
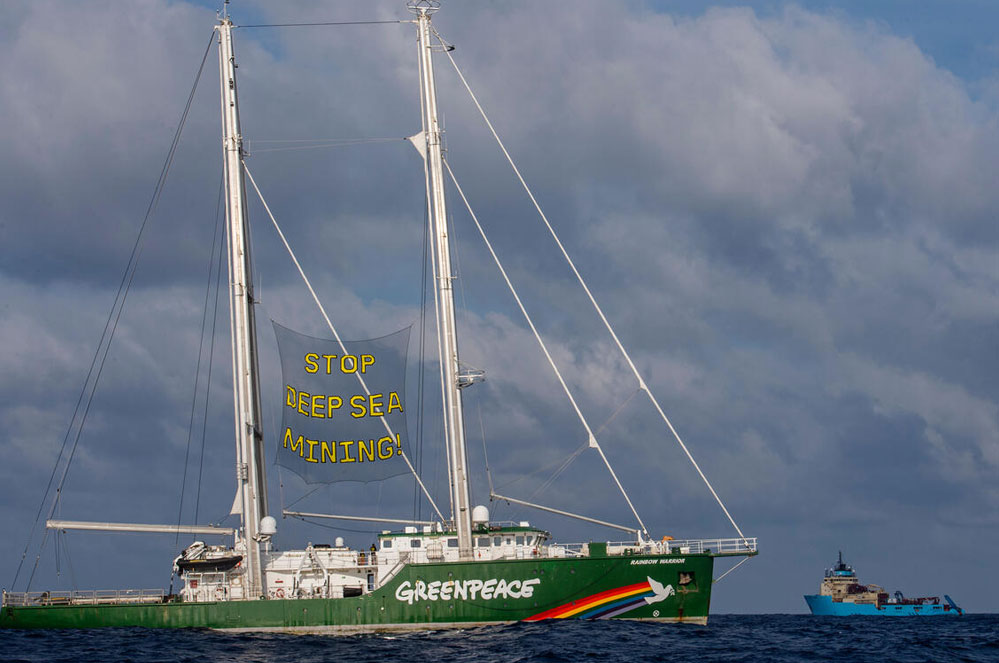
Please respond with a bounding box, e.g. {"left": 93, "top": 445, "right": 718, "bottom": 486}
{"left": 804, "top": 553, "right": 962, "bottom": 616}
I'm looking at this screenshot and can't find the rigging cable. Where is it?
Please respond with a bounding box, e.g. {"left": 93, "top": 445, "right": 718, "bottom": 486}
{"left": 516, "top": 391, "right": 640, "bottom": 518}
{"left": 168, "top": 173, "right": 225, "bottom": 596}
{"left": 413, "top": 177, "right": 432, "bottom": 522}
{"left": 237, "top": 20, "right": 409, "bottom": 29}
{"left": 174, "top": 173, "right": 226, "bottom": 549}
{"left": 439, "top": 40, "right": 748, "bottom": 541}
{"left": 477, "top": 398, "right": 494, "bottom": 497}
{"left": 195, "top": 195, "right": 229, "bottom": 523}
{"left": 442, "top": 157, "right": 649, "bottom": 539}
{"left": 241, "top": 160, "right": 447, "bottom": 525}
{"left": 713, "top": 555, "right": 752, "bottom": 584}
{"left": 249, "top": 137, "right": 407, "bottom": 154}
{"left": 14, "top": 29, "right": 218, "bottom": 593}
{"left": 288, "top": 515, "right": 382, "bottom": 536}
{"left": 61, "top": 531, "right": 78, "bottom": 592}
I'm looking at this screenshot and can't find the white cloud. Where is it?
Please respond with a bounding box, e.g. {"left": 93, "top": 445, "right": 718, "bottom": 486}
{"left": 1, "top": 0, "right": 997, "bottom": 610}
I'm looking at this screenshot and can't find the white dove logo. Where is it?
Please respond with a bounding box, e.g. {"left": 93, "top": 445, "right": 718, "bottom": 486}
{"left": 645, "top": 576, "right": 675, "bottom": 605}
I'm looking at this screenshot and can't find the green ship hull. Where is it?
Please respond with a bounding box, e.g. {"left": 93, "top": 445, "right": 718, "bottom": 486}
{"left": 1, "top": 553, "right": 713, "bottom": 631}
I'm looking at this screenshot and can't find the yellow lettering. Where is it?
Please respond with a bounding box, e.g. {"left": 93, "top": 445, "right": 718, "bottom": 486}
{"left": 283, "top": 428, "right": 304, "bottom": 457}
{"left": 360, "top": 354, "right": 375, "bottom": 373}
{"left": 387, "top": 391, "right": 403, "bottom": 414}
{"left": 310, "top": 393, "right": 324, "bottom": 418}
{"left": 338, "top": 440, "right": 357, "bottom": 463}
{"left": 285, "top": 385, "right": 296, "bottom": 407}
{"left": 340, "top": 355, "right": 358, "bottom": 374}
{"left": 304, "top": 354, "right": 319, "bottom": 374}
{"left": 321, "top": 440, "right": 336, "bottom": 464}
{"left": 377, "top": 436, "right": 395, "bottom": 460}
{"left": 327, "top": 395, "right": 343, "bottom": 414}
{"left": 358, "top": 438, "right": 376, "bottom": 462}
{"left": 305, "top": 439, "right": 319, "bottom": 463}
{"left": 297, "top": 390, "right": 311, "bottom": 416}
{"left": 323, "top": 354, "right": 337, "bottom": 374}
{"left": 369, "top": 393, "right": 384, "bottom": 416}
{"left": 350, "top": 394, "right": 367, "bottom": 418}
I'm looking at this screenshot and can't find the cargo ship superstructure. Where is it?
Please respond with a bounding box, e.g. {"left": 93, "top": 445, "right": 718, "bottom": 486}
{"left": 804, "top": 553, "right": 962, "bottom": 616}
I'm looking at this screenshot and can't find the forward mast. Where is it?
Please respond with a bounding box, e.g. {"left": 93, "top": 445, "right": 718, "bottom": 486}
{"left": 218, "top": 14, "right": 269, "bottom": 598}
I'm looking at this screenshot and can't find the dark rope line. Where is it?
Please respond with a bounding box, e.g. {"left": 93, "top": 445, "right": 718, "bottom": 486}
{"left": 413, "top": 186, "right": 431, "bottom": 521}
{"left": 195, "top": 189, "right": 227, "bottom": 523}
{"left": 250, "top": 138, "right": 406, "bottom": 154}
{"left": 174, "top": 173, "right": 226, "bottom": 553}
{"left": 237, "top": 20, "right": 408, "bottom": 28}
{"left": 62, "top": 531, "right": 77, "bottom": 592}
{"left": 285, "top": 484, "right": 326, "bottom": 510}
{"left": 169, "top": 175, "right": 225, "bottom": 595}
{"left": 19, "top": 29, "right": 217, "bottom": 593}
{"left": 291, "top": 516, "right": 382, "bottom": 536}
{"left": 250, "top": 137, "right": 404, "bottom": 143}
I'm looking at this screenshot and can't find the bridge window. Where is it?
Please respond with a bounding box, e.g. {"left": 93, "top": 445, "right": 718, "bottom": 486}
{"left": 410, "top": 539, "right": 422, "bottom": 548}
{"left": 447, "top": 538, "right": 459, "bottom": 548}
{"left": 381, "top": 540, "right": 392, "bottom": 549}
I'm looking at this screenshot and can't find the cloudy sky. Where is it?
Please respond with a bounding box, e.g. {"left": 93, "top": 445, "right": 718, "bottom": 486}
{"left": 1, "top": 0, "right": 996, "bottom": 614}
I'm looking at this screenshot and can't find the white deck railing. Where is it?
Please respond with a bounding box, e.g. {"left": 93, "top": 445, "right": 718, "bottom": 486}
{"left": 553, "top": 537, "right": 758, "bottom": 558}
{"left": 2, "top": 589, "right": 166, "bottom": 607}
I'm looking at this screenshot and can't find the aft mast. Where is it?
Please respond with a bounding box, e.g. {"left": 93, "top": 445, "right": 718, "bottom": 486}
{"left": 412, "top": 1, "right": 474, "bottom": 558}
{"left": 217, "top": 13, "right": 269, "bottom": 598}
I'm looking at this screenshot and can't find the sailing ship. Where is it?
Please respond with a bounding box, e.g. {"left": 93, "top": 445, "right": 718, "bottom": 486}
{"left": 1, "top": 1, "right": 756, "bottom": 631}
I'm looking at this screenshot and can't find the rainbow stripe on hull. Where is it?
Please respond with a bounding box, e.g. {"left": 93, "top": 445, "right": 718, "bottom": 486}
{"left": 526, "top": 578, "right": 671, "bottom": 621}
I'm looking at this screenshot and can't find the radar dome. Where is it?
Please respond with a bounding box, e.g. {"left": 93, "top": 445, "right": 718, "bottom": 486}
{"left": 259, "top": 516, "right": 277, "bottom": 536}
{"left": 471, "top": 505, "right": 490, "bottom": 525}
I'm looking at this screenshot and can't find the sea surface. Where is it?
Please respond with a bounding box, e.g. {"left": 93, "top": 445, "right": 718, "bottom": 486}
{"left": 2, "top": 615, "right": 997, "bottom": 663}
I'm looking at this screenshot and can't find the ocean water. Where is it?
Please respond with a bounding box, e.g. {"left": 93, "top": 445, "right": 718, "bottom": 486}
{"left": 2, "top": 615, "right": 997, "bottom": 663}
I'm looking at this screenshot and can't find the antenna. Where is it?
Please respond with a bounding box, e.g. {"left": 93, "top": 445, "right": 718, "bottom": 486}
{"left": 407, "top": 0, "right": 441, "bottom": 14}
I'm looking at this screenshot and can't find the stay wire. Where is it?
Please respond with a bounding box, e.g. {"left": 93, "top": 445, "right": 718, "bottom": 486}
{"left": 241, "top": 160, "right": 446, "bottom": 524}
{"left": 413, "top": 185, "right": 431, "bottom": 521}
{"left": 440, "top": 35, "right": 745, "bottom": 541}
{"left": 714, "top": 555, "right": 752, "bottom": 584}
{"left": 61, "top": 531, "right": 77, "bottom": 592}
{"left": 289, "top": 515, "right": 382, "bottom": 536}
{"left": 16, "top": 29, "right": 217, "bottom": 593}
{"left": 477, "top": 397, "right": 493, "bottom": 496}
{"left": 493, "top": 443, "right": 589, "bottom": 494}
{"left": 195, "top": 193, "right": 228, "bottom": 523}
{"left": 237, "top": 20, "right": 408, "bottom": 28}
{"left": 174, "top": 173, "right": 226, "bottom": 554}
{"left": 286, "top": 485, "right": 326, "bottom": 511}
{"left": 249, "top": 137, "right": 406, "bottom": 154}
{"left": 442, "top": 156, "right": 648, "bottom": 537}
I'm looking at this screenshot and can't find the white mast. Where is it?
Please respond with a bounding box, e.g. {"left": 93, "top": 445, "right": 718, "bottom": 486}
{"left": 218, "top": 14, "right": 268, "bottom": 597}
{"left": 412, "top": 2, "right": 474, "bottom": 558}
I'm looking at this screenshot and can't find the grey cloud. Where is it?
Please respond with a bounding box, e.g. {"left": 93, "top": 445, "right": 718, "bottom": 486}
{"left": 2, "top": 0, "right": 997, "bottom": 613}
